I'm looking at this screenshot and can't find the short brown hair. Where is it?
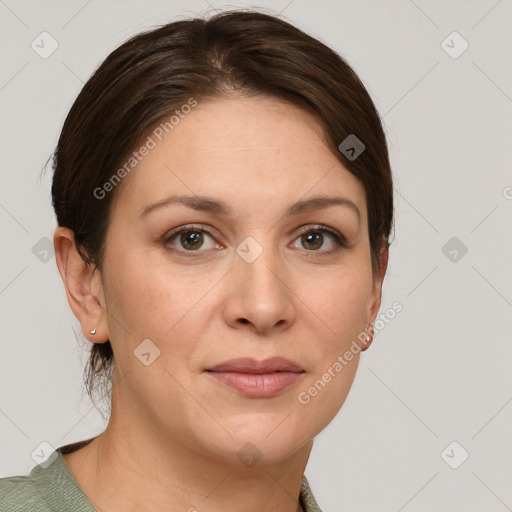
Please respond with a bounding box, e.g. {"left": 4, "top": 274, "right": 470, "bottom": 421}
{"left": 51, "top": 9, "right": 394, "bottom": 413}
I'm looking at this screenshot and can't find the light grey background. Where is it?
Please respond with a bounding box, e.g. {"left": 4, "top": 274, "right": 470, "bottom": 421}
{"left": 1, "top": 1, "right": 511, "bottom": 511}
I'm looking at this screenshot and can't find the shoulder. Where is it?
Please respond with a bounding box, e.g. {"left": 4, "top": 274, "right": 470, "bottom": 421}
{"left": 300, "top": 474, "right": 323, "bottom": 512}
{"left": 0, "top": 473, "right": 51, "bottom": 512}
{"left": 0, "top": 444, "right": 96, "bottom": 512}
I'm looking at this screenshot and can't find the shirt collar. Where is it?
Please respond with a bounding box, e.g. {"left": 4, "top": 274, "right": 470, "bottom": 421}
{"left": 27, "top": 445, "right": 322, "bottom": 512}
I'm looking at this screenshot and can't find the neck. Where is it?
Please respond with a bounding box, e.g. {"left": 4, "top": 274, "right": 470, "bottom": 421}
{"left": 63, "top": 399, "right": 312, "bottom": 512}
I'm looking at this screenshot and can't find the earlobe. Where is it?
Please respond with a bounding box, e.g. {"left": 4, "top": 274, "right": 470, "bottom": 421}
{"left": 53, "top": 226, "right": 109, "bottom": 344}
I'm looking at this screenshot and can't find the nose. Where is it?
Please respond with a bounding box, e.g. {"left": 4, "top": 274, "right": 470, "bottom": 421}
{"left": 223, "top": 239, "right": 296, "bottom": 334}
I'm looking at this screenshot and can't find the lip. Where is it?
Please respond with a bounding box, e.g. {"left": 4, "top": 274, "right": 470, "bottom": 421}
{"left": 206, "top": 357, "right": 305, "bottom": 398}
{"left": 207, "top": 357, "right": 304, "bottom": 373}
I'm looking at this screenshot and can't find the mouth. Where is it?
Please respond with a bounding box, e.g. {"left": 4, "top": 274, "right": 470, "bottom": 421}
{"left": 205, "top": 357, "right": 305, "bottom": 398}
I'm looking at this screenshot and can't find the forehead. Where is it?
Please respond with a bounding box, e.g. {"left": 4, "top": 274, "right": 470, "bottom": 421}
{"left": 114, "top": 96, "right": 366, "bottom": 220}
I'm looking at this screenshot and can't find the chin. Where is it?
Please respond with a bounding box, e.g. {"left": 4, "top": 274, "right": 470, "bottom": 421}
{"left": 207, "top": 418, "right": 311, "bottom": 464}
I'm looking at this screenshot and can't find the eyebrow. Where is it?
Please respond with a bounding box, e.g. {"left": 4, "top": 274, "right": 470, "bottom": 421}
{"left": 140, "top": 194, "right": 361, "bottom": 225}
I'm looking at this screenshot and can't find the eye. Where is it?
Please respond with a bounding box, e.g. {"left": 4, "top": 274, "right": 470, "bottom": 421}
{"left": 162, "top": 223, "right": 348, "bottom": 257}
{"left": 163, "top": 225, "right": 220, "bottom": 254}
{"left": 290, "top": 225, "right": 348, "bottom": 254}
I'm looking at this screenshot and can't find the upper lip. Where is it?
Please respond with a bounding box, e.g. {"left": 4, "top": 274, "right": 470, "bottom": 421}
{"left": 207, "top": 357, "right": 304, "bottom": 374}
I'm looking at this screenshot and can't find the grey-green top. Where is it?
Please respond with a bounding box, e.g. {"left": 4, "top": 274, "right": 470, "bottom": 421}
{"left": 1, "top": 442, "right": 323, "bottom": 512}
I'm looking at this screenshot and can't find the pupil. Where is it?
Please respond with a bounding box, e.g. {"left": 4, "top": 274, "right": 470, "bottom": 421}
{"left": 304, "top": 232, "right": 322, "bottom": 250}
{"left": 182, "top": 231, "right": 202, "bottom": 249}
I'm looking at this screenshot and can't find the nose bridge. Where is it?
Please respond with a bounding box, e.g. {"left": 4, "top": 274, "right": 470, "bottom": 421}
{"left": 235, "top": 233, "right": 283, "bottom": 289}
{"left": 230, "top": 232, "right": 294, "bottom": 330}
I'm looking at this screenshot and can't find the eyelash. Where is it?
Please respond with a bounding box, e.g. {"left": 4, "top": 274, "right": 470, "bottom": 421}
{"left": 162, "top": 224, "right": 349, "bottom": 257}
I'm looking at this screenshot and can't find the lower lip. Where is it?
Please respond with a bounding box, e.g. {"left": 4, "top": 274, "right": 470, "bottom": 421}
{"left": 207, "top": 371, "right": 304, "bottom": 398}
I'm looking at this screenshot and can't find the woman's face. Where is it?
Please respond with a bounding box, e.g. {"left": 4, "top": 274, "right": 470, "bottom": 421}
{"left": 93, "top": 96, "right": 386, "bottom": 465}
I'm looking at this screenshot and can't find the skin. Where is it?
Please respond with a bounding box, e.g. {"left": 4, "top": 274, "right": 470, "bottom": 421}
{"left": 54, "top": 95, "right": 388, "bottom": 512}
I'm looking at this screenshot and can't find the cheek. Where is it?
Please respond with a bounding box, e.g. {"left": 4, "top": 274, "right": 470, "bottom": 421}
{"left": 103, "top": 252, "right": 214, "bottom": 364}
{"left": 101, "top": 255, "right": 206, "bottom": 407}
{"left": 304, "top": 262, "right": 373, "bottom": 345}
{"left": 104, "top": 249, "right": 189, "bottom": 329}
{"left": 293, "top": 261, "right": 371, "bottom": 409}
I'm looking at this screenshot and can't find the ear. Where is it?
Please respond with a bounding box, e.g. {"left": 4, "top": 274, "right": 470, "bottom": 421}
{"left": 361, "top": 241, "right": 389, "bottom": 351}
{"left": 53, "top": 226, "right": 109, "bottom": 343}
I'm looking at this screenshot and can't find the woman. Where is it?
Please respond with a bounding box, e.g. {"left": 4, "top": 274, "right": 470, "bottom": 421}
{"left": 0, "top": 9, "right": 393, "bottom": 512}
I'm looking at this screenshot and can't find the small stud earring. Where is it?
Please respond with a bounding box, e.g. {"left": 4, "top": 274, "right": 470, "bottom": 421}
{"left": 90, "top": 328, "right": 96, "bottom": 335}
